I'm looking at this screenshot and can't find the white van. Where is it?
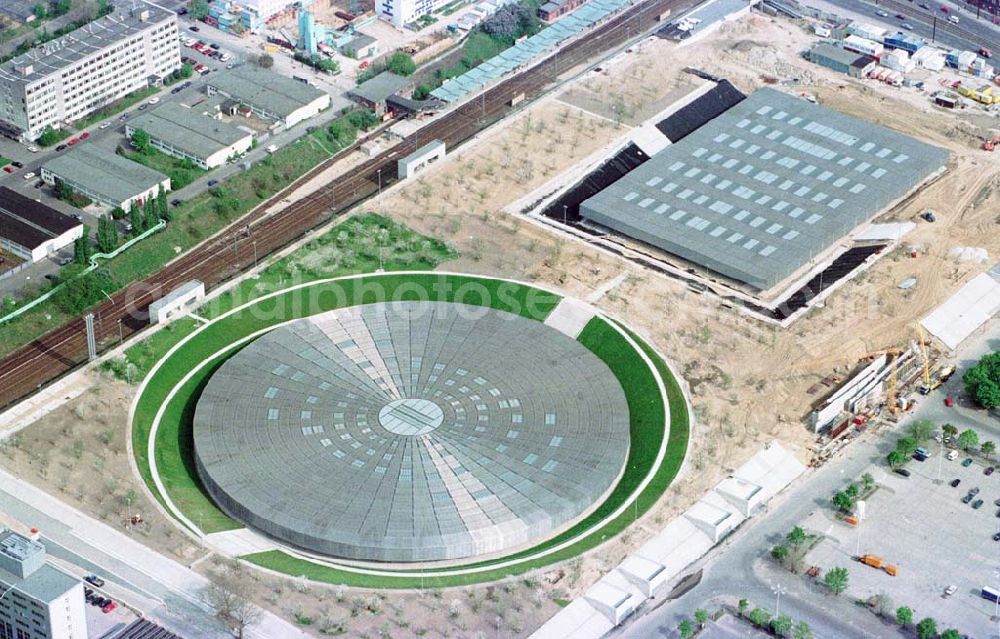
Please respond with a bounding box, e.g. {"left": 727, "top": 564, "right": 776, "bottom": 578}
{"left": 947, "top": 449, "right": 959, "bottom": 461}
{"left": 947, "top": 15, "right": 959, "bottom": 24}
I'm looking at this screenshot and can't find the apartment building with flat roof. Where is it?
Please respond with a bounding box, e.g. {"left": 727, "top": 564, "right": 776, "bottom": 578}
{"left": 0, "top": 529, "right": 87, "bottom": 639}
{"left": 0, "top": 1, "right": 181, "bottom": 142}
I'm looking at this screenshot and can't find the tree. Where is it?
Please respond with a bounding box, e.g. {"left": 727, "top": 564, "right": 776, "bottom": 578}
{"left": 179, "top": 62, "right": 194, "bottom": 79}
{"left": 871, "top": 591, "right": 893, "bottom": 618}
{"left": 386, "top": 51, "right": 416, "bottom": 76}
{"left": 96, "top": 215, "right": 118, "bottom": 253}
{"left": 72, "top": 226, "right": 92, "bottom": 265}
{"left": 204, "top": 569, "right": 262, "bottom": 639}
{"left": 792, "top": 621, "right": 813, "bottom": 639}
{"left": 677, "top": 619, "right": 694, "bottom": 639}
{"left": 37, "top": 126, "right": 64, "bottom": 147}
{"left": 832, "top": 490, "right": 853, "bottom": 512}
{"left": 191, "top": 0, "right": 209, "bottom": 20}
{"left": 771, "top": 544, "right": 789, "bottom": 562}
{"left": 886, "top": 450, "right": 905, "bottom": 469}
{"left": 915, "top": 617, "right": 938, "bottom": 639}
{"left": 131, "top": 128, "right": 151, "bottom": 154}
{"left": 748, "top": 608, "right": 770, "bottom": 628}
{"left": 939, "top": 630, "right": 961, "bottom": 639}
{"left": 257, "top": 54, "right": 274, "bottom": 69}
{"left": 737, "top": 599, "right": 749, "bottom": 616}
{"left": 964, "top": 351, "right": 1000, "bottom": 408}
{"left": 860, "top": 472, "right": 875, "bottom": 492}
{"left": 824, "top": 567, "right": 849, "bottom": 595}
{"left": 694, "top": 609, "right": 708, "bottom": 627}
{"left": 110, "top": 206, "right": 126, "bottom": 220}
{"left": 958, "top": 428, "right": 979, "bottom": 451}
{"left": 896, "top": 437, "right": 918, "bottom": 456}
{"left": 413, "top": 83, "right": 433, "bottom": 100}
{"left": 786, "top": 526, "right": 807, "bottom": 548}
{"left": 983, "top": 440, "right": 997, "bottom": 458}
{"left": 771, "top": 615, "right": 793, "bottom": 637}
{"left": 156, "top": 188, "right": 168, "bottom": 221}
{"left": 33, "top": 3, "right": 47, "bottom": 20}
{"left": 97, "top": 0, "right": 113, "bottom": 16}
{"left": 52, "top": 0, "right": 71, "bottom": 16}
{"left": 52, "top": 266, "right": 117, "bottom": 315}
{"left": 144, "top": 195, "right": 158, "bottom": 231}
{"left": 908, "top": 419, "right": 934, "bottom": 442}
{"left": 896, "top": 606, "right": 914, "bottom": 626}
{"left": 942, "top": 423, "right": 958, "bottom": 437}
{"left": 129, "top": 206, "right": 144, "bottom": 235}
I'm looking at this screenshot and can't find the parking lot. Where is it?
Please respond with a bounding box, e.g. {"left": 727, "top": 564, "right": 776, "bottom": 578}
{"left": 801, "top": 438, "right": 1000, "bottom": 635}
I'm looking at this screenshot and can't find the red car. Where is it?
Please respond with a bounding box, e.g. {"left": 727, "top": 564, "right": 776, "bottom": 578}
{"left": 940, "top": 5, "right": 949, "bottom": 12}
{"left": 2, "top": 165, "right": 14, "bottom": 173}
{"left": 980, "top": 47, "right": 993, "bottom": 58}
{"left": 945, "top": 396, "right": 954, "bottom": 407}
{"left": 101, "top": 601, "right": 116, "bottom": 614}
{"left": 67, "top": 137, "right": 78, "bottom": 145}
{"left": 79, "top": 132, "right": 90, "bottom": 140}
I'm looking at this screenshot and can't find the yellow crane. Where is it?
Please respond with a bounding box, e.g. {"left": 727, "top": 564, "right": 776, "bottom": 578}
{"left": 887, "top": 355, "right": 899, "bottom": 415}
{"left": 917, "top": 324, "right": 932, "bottom": 394}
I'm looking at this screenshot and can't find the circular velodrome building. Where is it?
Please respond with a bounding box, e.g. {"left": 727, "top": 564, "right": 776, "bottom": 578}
{"left": 192, "top": 300, "right": 631, "bottom": 563}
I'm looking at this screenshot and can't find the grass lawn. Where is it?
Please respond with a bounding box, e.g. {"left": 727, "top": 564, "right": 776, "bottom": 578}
{"left": 134, "top": 283, "right": 689, "bottom": 586}
{"left": 126, "top": 148, "right": 206, "bottom": 189}
{"left": 73, "top": 86, "right": 159, "bottom": 130}
{"left": 0, "top": 157, "right": 9, "bottom": 167}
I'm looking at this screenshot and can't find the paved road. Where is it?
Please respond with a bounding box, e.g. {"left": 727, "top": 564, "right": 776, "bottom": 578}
{"left": 0, "top": 466, "right": 309, "bottom": 639}
{"left": 618, "top": 321, "right": 1000, "bottom": 638}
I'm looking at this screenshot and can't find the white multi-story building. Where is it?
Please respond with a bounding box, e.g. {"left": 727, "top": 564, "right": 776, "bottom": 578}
{"left": 0, "top": 1, "right": 180, "bottom": 142}
{"left": 0, "top": 530, "right": 87, "bottom": 639}
{"left": 377, "top": 0, "right": 448, "bottom": 27}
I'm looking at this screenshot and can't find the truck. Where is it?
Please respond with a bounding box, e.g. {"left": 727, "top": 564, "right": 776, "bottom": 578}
{"left": 858, "top": 554, "right": 899, "bottom": 576}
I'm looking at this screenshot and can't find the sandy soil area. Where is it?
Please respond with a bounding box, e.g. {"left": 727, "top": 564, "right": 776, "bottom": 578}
{"left": 3, "top": 12, "right": 1000, "bottom": 638}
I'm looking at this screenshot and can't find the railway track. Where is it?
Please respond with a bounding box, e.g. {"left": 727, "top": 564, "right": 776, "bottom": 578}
{"left": 0, "top": 0, "right": 693, "bottom": 410}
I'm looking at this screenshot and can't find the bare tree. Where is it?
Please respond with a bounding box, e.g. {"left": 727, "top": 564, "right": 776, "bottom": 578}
{"left": 204, "top": 569, "right": 262, "bottom": 638}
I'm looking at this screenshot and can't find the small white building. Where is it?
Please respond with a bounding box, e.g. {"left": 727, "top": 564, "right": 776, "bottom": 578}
{"left": 844, "top": 34, "right": 884, "bottom": 58}
{"left": 397, "top": 140, "right": 446, "bottom": 179}
{"left": 148, "top": 280, "right": 206, "bottom": 325}
{"left": 847, "top": 21, "right": 888, "bottom": 42}
{"left": 882, "top": 48, "right": 916, "bottom": 72}
{"left": 913, "top": 46, "right": 946, "bottom": 71}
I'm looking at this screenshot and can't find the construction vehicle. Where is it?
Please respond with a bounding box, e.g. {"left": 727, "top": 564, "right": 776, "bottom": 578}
{"left": 857, "top": 554, "right": 899, "bottom": 576}
{"left": 983, "top": 133, "right": 1000, "bottom": 151}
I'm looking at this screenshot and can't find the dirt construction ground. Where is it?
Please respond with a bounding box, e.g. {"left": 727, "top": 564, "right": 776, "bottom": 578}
{"left": 3, "top": 11, "right": 1000, "bottom": 638}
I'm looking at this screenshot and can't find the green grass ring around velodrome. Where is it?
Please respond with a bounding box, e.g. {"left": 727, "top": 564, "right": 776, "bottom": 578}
{"left": 129, "top": 272, "right": 690, "bottom": 588}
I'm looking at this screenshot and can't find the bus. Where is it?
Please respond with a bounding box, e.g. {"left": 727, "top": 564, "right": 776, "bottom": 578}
{"left": 981, "top": 586, "right": 1000, "bottom": 603}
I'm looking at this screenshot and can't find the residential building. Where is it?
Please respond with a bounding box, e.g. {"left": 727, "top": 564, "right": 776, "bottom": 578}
{"left": 0, "top": 187, "right": 83, "bottom": 263}
{"left": 0, "top": 2, "right": 181, "bottom": 142}
{"left": 0, "top": 529, "right": 87, "bottom": 639}
{"left": 41, "top": 145, "right": 170, "bottom": 212}
{"left": 206, "top": 66, "right": 330, "bottom": 130}
{"left": 377, "top": 0, "right": 449, "bottom": 28}
{"left": 125, "top": 103, "right": 253, "bottom": 170}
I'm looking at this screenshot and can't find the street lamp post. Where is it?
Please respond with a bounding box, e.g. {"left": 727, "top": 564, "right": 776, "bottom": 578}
{"left": 771, "top": 584, "right": 786, "bottom": 617}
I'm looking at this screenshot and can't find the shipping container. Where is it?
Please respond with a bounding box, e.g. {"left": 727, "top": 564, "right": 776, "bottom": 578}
{"left": 844, "top": 35, "right": 884, "bottom": 58}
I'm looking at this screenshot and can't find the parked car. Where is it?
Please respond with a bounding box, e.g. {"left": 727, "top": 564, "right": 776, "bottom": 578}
{"left": 67, "top": 137, "right": 78, "bottom": 145}
{"left": 34, "top": 180, "right": 43, "bottom": 189}
{"left": 102, "top": 601, "right": 117, "bottom": 614}
{"left": 945, "top": 584, "right": 958, "bottom": 596}
{"left": 79, "top": 132, "right": 90, "bottom": 140}
{"left": 947, "top": 449, "right": 959, "bottom": 460}
{"left": 973, "top": 499, "right": 984, "bottom": 509}
{"left": 210, "top": 42, "right": 220, "bottom": 49}
{"left": 940, "top": 5, "right": 949, "bottom": 11}
{"left": 189, "top": 25, "right": 199, "bottom": 31}
{"left": 22, "top": 172, "right": 35, "bottom": 180}
{"left": 969, "top": 487, "right": 980, "bottom": 496}
{"left": 947, "top": 14, "right": 959, "bottom": 23}
{"left": 149, "top": 97, "right": 160, "bottom": 105}
{"left": 138, "top": 104, "right": 148, "bottom": 111}
{"left": 1, "top": 165, "right": 13, "bottom": 174}
{"left": 895, "top": 12, "right": 906, "bottom": 19}
{"left": 980, "top": 47, "right": 993, "bottom": 58}
{"left": 876, "top": 8, "right": 889, "bottom": 16}
{"left": 56, "top": 255, "right": 72, "bottom": 266}
{"left": 894, "top": 468, "right": 911, "bottom": 477}
{"left": 11, "top": 161, "right": 23, "bottom": 168}
{"left": 56, "top": 144, "right": 68, "bottom": 151}
{"left": 987, "top": 466, "right": 995, "bottom": 476}
{"left": 994, "top": 533, "right": 1000, "bottom": 541}
{"left": 963, "top": 457, "right": 974, "bottom": 467}
{"left": 951, "top": 478, "right": 961, "bottom": 487}
{"left": 99, "top": 121, "right": 112, "bottom": 129}
{"left": 27, "top": 145, "right": 38, "bottom": 153}
{"left": 119, "top": 114, "right": 129, "bottom": 121}
{"left": 962, "top": 493, "right": 974, "bottom": 504}
{"left": 170, "top": 199, "right": 181, "bottom": 207}
{"left": 207, "top": 179, "right": 219, "bottom": 187}
{"left": 945, "top": 396, "right": 954, "bottom": 407}
{"left": 84, "top": 575, "right": 105, "bottom": 588}
{"left": 920, "top": 210, "right": 936, "bottom": 222}
{"left": 902, "top": 22, "right": 914, "bottom": 29}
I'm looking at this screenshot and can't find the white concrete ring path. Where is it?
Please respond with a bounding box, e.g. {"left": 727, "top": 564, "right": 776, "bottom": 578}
{"left": 129, "top": 271, "right": 681, "bottom": 579}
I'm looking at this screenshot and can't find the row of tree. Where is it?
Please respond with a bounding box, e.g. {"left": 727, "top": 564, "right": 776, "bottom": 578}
{"left": 71, "top": 189, "right": 170, "bottom": 265}
{"left": 831, "top": 472, "right": 876, "bottom": 514}
{"left": 735, "top": 598, "right": 814, "bottom": 639}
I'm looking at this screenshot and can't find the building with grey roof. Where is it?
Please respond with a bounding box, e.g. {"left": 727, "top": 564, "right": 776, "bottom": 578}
{"left": 124, "top": 103, "right": 254, "bottom": 170}
{"left": 41, "top": 145, "right": 170, "bottom": 212}
{"left": 193, "top": 301, "right": 630, "bottom": 562}
{"left": 348, "top": 72, "right": 412, "bottom": 115}
{"left": 205, "top": 66, "right": 331, "bottom": 130}
{"left": 807, "top": 42, "right": 876, "bottom": 78}
{"left": 0, "top": 529, "right": 87, "bottom": 639}
{"left": 580, "top": 89, "right": 948, "bottom": 291}
{"left": 0, "top": 2, "right": 180, "bottom": 142}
